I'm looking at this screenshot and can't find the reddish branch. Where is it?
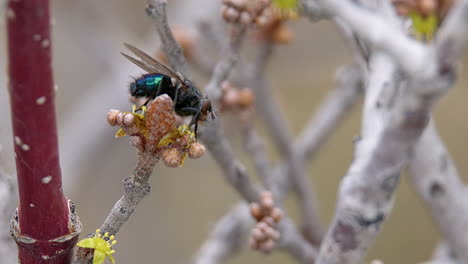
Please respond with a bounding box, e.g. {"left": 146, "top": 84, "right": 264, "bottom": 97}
{"left": 7, "top": 0, "right": 79, "bottom": 263}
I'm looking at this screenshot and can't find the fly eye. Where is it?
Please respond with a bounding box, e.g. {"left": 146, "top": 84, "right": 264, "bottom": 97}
{"left": 130, "top": 84, "right": 137, "bottom": 95}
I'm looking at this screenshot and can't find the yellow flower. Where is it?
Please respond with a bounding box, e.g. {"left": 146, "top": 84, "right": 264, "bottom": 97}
{"left": 77, "top": 229, "right": 117, "bottom": 264}
{"left": 409, "top": 11, "right": 438, "bottom": 41}
{"left": 272, "top": 0, "right": 299, "bottom": 18}
{"left": 115, "top": 105, "right": 148, "bottom": 138}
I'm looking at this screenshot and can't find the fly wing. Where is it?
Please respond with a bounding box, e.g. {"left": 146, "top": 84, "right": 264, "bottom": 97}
{"left": 123, "top": 43, "right": 184, "bottom": 82}
{"left": 121, "top": 52, "right": 158, "bottom": 74}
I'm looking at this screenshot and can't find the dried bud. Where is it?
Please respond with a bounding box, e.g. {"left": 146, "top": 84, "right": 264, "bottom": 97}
{"left": 271, "top": 208, "right": 283, "bottom": 223}
{"left": 221, "top": 81, "right": 232, "bottom": 92}
{"left": 251, "top": 227, "right": 266, "bottom": 241}
{"left": 123, "top": 113, "right": 134, "bottom": 127}
{"left": 230, "top": 0, "right": 248, "bottom": 9}
{"left": 273, "top": 25, "right": 294, "bottom": 44}
{"left": 240, "top": 11, "right": 253, "bottom": 24}
{"left": 224, "top": 89, "right": 240, "bottom": 107}
{"left": 249, "top": 237, "right": 260, "bottom": 250}
{"left": 249, "top": 191, "right": 282, "bottom": 253}
{"left": 259, "top": 238, "right": 275, "bottom": 252}
{"left": 222, "top": 6, "right": 240, "bottom": 22}
{"left": 263, "top": 216, "right": 275, "bottom": 227}
{"left": 116, "top": 112, "right": 125, "bottom": 126}
{"left": 418, "top": 0, "right": 438, "bottom": 15}
{"left": 107, "top": 110, "right": 120, "bottom": 126}
{"left": 161, "top": 148, "right": 184, "bottom": 167}
{"left": 188, "top": 142, "right": 206, "bottom": 159}
{"left": 238, "top": 89, "right": 255, "bottom": 108}
{"left": 250, "top": 203, "right": 263, "bottom": 221}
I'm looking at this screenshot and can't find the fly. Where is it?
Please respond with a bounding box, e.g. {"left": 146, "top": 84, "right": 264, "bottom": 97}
{"left": 121, "top": 43, "right": 214, "bottom": 137}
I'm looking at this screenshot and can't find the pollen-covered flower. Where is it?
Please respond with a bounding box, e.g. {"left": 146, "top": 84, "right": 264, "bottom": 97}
{"left": 271, "top": 0, "right": 298, "bottom": 15}
{"left": 107, "top": 94, "right": 206, "bottom": 166}
{"left": 76, "top": 229, "right": 117, "bottom": 264}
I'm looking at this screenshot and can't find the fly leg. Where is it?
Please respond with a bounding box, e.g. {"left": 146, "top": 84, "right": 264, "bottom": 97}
{"left": 133, "top": 99, "right": 151, "bottom": 113}
{"left": 178, "top": 107, "right": 201, "bottom": 139}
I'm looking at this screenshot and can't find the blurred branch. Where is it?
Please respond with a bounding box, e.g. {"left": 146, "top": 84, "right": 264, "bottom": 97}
{"left": 297, "top": 64, "right": 363, "bottom": 165}
{"left": 273, "top": 63, "right": 363, "bottom": 203}
{"left": 191, "top": 204, "right": 252, "bottom": 264}
{"left": 408, "top": 121, "right": 468, "bottom": 260}
{"left": 251, "top": 39, "right": 324, "bottom": 246}
{"left": 98, "top": 153, "right": 157, "bottom": 235}
{"left": 316, "top": 49, "right": 452, "bottom": 263}
{"left": 200, "top": 120, "right": 261, "bottom": 203}
{"left": 421, "top": 242, "right": 460, "bottom": 264}
{"left": 146, "top": 0, "right": 189, "bottom": 77}
{"left": 0, "top": 169, "right": 16, "bottom": 264}
{"left": 305, "top": 0, "right": 431, "bottom": 79}
{"left": 278, "top": 218, "right": 318, "bottom": 263}
{"left": 435, "top": 0, "right": 468, "bottom": 70}
{"left": 205, "top": 25, "right": 247, "bottom": 112}
{"left": 241, "top": 120, "right": 274, "bottom": 191}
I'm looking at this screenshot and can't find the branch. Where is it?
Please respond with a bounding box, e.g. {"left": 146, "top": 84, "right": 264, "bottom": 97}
{"left": 316, "top": 50, "right": 452, "bottom": 264}
{"left": 408, "top": 121, "right": 468, "bottom": 260}
{"left": 200, "top": 120, "right": 261, "bottom": 203}
{"left": 205, "top": 25, "right": 247, "bottom": 112}
{"left": 146, "top": 0, "right": 189, "bottom": 77}
{"left": 251, "top": 39, "right": 324, "bottom": 246}
{"left": 306, "top": 0, "right": 432, "bottom": 78}
{"left": 435, "top": 0, "right": 468, "bottom": 70}
{"left": 191, "top": 204, "right": 253, "bottom": 264}
{"left": 296, "top": 64, "right": 363, "bottom": 162}
{"left": 421, "top": 242, "right": 460, "bottom": 264}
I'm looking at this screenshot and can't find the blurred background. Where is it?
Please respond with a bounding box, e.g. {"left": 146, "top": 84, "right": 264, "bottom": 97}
{"left": 0, "top": 0, "right": 467, "bottom": 263}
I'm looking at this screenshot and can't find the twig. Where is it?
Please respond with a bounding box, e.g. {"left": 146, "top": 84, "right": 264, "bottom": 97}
{"left": 251, "top": 40, "right": 324, "bottom": 246}
{"left": 241, "top": 120, "right": 274, "bottom": 191}
{"left": 200, "top": 120, "right": 261, "bottom": 203}
{"left": 146, "top": 0, "right": 189, "bottom": 77}
{"left": 278, "top": 218, "right": 318, "bottom": 263}
{"left": 421, "top": 242, "right": 460, "bottom": 264}
{"left": 408, "top": 121, "right": 468, "bottom": 261}
{"left": 296, "top": 64, "right": 363, "bottom": 166}
{"left": 273, "top": 63, "right": 363, "bottom": 203}
{"left": 191, "top": 204, "right": 253, "bottom": 264}
{"left": 306, "top": 0, "right": 431, "bottom": 79}
{"left": 435, "top": 0, "right": 468, "bottom": 71}
{"left": 205, "top": 25, "right": 247, "bottom": 112}
{"left": 98, "top": 152, "right": 157, "bottom": 235}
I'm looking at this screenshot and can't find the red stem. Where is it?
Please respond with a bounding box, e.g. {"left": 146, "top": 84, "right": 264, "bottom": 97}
{"left": 7, "top": 0, "right": 78, "bottom": 263}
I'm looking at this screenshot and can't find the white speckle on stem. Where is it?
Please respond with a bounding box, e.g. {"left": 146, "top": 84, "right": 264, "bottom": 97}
{"left": 41, "top": 39, "right": 50, "bottom": 48}
{"left": 41, "top": 176, "right": 52, "bottom": 184}
{"left": 7, "top": 8, "right": 15, "bottom": 20}
{"left": 36, "top": 96, "right": 47, "bottom": 105}
{"left": 14, "top": 136, "right": 22, "bottom": 145}
{"left": 21, "top": 144, "right": 30, "bottom": 151}
{"left": 33, "top": 34, "right": 41, "bottom": 41}
{"left": 54, "top": 84, "right": 59, "bottom": 93}
{"left": 30, "top": 203, "right": 35, "bottom": 208}
{"left": 50, "top": 17, "right": 56, "bottom": 26}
